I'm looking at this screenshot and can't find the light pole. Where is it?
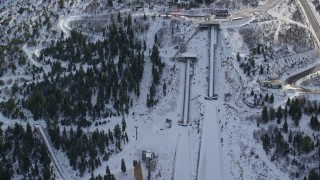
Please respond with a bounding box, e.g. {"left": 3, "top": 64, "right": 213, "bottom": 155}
{"left": 134, "top": 126, "right": 138, "bottom": 140}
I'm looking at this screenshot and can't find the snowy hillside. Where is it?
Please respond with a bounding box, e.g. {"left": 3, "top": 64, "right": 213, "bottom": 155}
{"left": 1, "top": 0, "right": 320, "bottom": 179}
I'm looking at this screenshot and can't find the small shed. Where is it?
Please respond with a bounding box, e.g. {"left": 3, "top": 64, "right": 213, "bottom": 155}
{"left": 179, "top": 42, "right": 187, "bottom": 53}
{"left": 141, "top": 150, "right": 158, "bottom": 171}
{"left": 215, "top": 9, "right": 229, "bottom": 18}
{"left": 146, "top": 152, "right": 153, "bottom": 159}
{"left": 165, "top": 119, "right": 172, "bottom": 128}
{"left": 224, "top": 93, "right": 231, "bottom": 102}
{"left": 142, "top": 150, "right": 156, "bottom": 160}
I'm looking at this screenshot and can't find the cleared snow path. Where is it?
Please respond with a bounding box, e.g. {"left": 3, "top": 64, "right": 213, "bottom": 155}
{"left": 182, "top": 59, "right": 191, "bottom": 125}
{"left": 197, "top": 101, "right": 223, "bottom": 180}
{"left": 173, "top": 131, "right": 193, "bottom": 180}
{"left": 34, "top": 125, "right": 67, "bottom": 180}
{"left": 220, "top": 16, "right": 255, "bottom": 28}
{"left": 268, "top": 12, "right": 307, "bottom": 28}
{"left": 208, "top": 27, "right": 216, "bottom": 98}
{"left": 58, "top": 15, "right": 80, "bottom": 36}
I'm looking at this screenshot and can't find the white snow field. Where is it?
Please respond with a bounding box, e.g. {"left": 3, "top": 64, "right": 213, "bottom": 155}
{"left": 173, "top": 131, "right": 193, "bottom": 180}
{"left": 47, "top": 1, "right": 305, "bottom": 179}
{"left": 3, "top": 0, "right": 320, "bottom": 179}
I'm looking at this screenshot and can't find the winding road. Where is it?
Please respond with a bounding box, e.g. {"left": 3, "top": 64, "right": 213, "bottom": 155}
{"left": 283, "top": 0, "right": 320, "bottom": 93}
{"left": 231, "top": 0, "right": 280, "bottom": 18}
{"left": 284, "top": 63, "right": 320, "bottom": 93}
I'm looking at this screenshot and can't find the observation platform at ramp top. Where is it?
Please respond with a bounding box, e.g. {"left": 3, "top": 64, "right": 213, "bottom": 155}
{"left": 198, "top": 19, "right": 222, "bottom": 28}
{"left": 175, "top": 52, "right": 198, "bottom": 61}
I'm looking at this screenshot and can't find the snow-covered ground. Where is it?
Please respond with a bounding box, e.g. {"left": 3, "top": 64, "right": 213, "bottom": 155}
{"left": 2, "top": 0, "right": 320, "bottom": 179}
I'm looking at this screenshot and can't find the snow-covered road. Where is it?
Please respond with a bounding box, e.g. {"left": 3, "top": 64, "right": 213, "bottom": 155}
{"left": 282, "top": 0, "right": 320, "bottom": 93}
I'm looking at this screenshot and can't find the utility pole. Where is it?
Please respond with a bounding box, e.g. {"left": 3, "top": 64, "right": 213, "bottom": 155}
{"left": 134, "top": 126, "right": 138, "bottom": 140}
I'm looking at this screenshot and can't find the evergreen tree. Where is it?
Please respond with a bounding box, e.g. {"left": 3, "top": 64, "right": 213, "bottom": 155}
{"left": 288, "top": 131, "right": 293, "bottom": 143}
{"left": 237, "top": 52, "right": 241, "bottom": 62}
{"left": 154, "top": 34, "right": 158, "bottom": 45}
{"left": 264, "top": 93, "right": 269, "bottom": 102}
{"left": 143, "top": 40, "right": 146, "bottom": 51}
{"left": 108, "top": 0, "right": 113, "bottom": 6}
{"left": 121, "top": 117, "right": 126, "bottom": 132}
{"left": 205, "top": 0, "right": 214, "bottom": 4}
{"left": 117, "top": 12, "right": 121, "bottom": 23}
{"left": 294, "top": 117, "right": 300, "bottom": 127}
{"left": 262, "top": 106, "right": 269, "bottom": 123}
{"left": 283, "top": 119, "right": 288, "bottom": 133}
{"left": 259, "top": 65, "right": 264, "bottom": 74}
{"left": 79, "top": 156, "right": 86, "bottom": 176}
{"left": 250, "top": 89, "right": 254, "bottom": 96}
{"left": 4, "top": 98, "right": 15, "bottom": 117}
{"left": 114, "top": 124, "right": 121, "bottom": 140}
{"left": 163, "top": 82, "right": 167, "bottom": 96}
{"left": 308, "top": 169, "right": 319, "bottom": 180}
{"left": 276, "top": 106, "right": 283, "bottom": 124}
{"left": 42, "top": 165, "right": 51, "bottom": 180}
{"left": 284, "top": 106, "right": 288, "bottom": 120}
{"left": 121, "top": 159, "right": 126, "bottom": 173}
{"left": 262, "top": 134, "right": 270, "bottom": 154}
{"left": 59, "top": 0, "right": 64, "bottom": 9}
{"left": 286, "top": 98, "right": 291, "bottom": 106}
{"left": 302, "top": 135, "right": 313, "bottom": 154}
{"left": 25, "top": 123, "right": 33, "bottom": 149}
{"left": 269, "top": 107, "right": 276, "bottom": 121}
{"left": 310, "top": 116, "right": 319, "bottom": 131}
{"left": 269, "top": 94, "right": 274, "bottom": 103}
{"left": 106, "top": 165, "right": 111, "bottom": 178}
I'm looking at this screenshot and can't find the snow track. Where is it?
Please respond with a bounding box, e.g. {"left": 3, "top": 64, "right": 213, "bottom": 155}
{"left": 268, "top": 12, "right": 307, "bottom": 28}
{"left": 173, "top": 131, "right": 192, "bottom": 180}
{"left": 182, "top": 59, "right": 191, "bottom": 125}
{"left": 58, "top": 15, "right": 81, "bottom": 36}
{"left": 208, "top": 27, "right": 216, "bottom": 98}
{"left": 34, "top": 125, "right": 67, "bottom": 180}
{"left": 197, "top": 101, "right": 223, "bottom": 180}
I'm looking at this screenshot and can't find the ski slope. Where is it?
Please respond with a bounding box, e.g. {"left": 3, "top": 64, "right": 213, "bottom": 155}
{"left": 182, "top": 59, "right": 191, "bottom": 125}
{"left": 198, "top": 101, "right": 223, "bottom": 180}
{"left": 173, "top": 131, "right": 193, "bottom": 180}
{"left": 208, "top": 27, "right": 216, "bottom": 98}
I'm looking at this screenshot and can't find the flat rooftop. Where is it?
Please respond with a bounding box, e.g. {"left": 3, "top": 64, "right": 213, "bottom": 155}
{"left": 176, "top": 52, "right": 198, "bottom": 61}
{"left": 198, "top": 20, "right": 220, "bottom": 25}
